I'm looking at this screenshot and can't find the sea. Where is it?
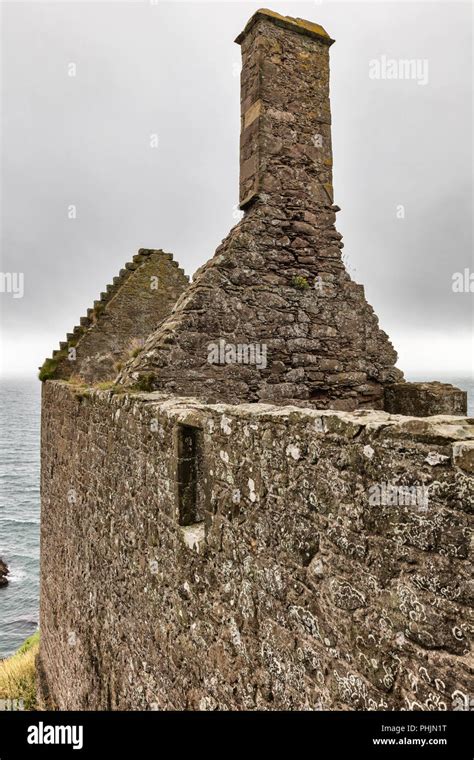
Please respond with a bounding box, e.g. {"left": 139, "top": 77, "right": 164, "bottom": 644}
{"left": 0, "top": 375, "right": 472, "bottom": 659}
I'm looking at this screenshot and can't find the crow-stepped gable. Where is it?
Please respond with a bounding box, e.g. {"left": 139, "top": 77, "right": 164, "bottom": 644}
{"left": 117, "top": 9, "right": 402, "bottom": 410}
{"left": 37, "top": 10, "right": 471, "bottom": 713}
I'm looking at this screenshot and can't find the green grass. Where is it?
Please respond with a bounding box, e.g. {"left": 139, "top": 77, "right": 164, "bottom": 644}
{"left": 16, "top": 631, "right": 39, "bottom": 655}
{"left": 0, "top": 631, "right": 39, "bottom": 710}
{"left": 93, "top": 380, "right": 117, "bottom": 391}
{"left": 135, "top": 373, "right": 155, "bottom": 392}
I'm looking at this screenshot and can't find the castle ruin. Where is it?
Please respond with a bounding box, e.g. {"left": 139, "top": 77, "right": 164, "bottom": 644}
{"left": 38, "top": 10, "right": 472, "bottom": 711}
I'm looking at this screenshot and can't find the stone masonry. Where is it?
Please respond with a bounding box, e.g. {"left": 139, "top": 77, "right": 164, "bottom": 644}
{"left": 38, "top": 9, "right": 472, "bottom": 713}
{"left": 385, "top": 382, "right": 468, "bottom": 418}
{"left": 39, "top": 249, "right": 188, "bottom": 384}
{"left": 118, "top": 10, "right": 403, "bottom": 411}
{"left": 0, "top": 558, "right": 8, "bottom": 588}
{"left": 38, "top": 382, "right": 473, "bottom": 710}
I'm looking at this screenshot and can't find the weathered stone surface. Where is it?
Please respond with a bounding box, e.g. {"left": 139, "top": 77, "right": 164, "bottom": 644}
{"left": 39, "top": 250, "right": 188, "bottom": 384}
{"left": 385, "top": 382, "right": 467, "bottom": 417}
{"left": 38, "top": 382, "right": 474, "bottom": 711}
{"left": 38, "top": 9, "right": 473, "bottom": 716}
{"left": 117, "top": 11, "right": 402, "bottom": 410}
{"left": 453, "top": 441, "right": 474, "bottom": 473}
{"left": 0, "top": 557, "right": 9, "bottom": 587}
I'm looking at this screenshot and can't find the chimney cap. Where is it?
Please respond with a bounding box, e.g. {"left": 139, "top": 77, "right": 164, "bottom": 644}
{"left": 235, "top": 8, "right": 334, "bottom": 46}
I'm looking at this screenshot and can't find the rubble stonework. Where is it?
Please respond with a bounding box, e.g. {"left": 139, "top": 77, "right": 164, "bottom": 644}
{"left": 38, "top": 382, "right": 474, "bottom": 710}
{"left": 385, "top": 382, "right": 467, "bottom": 418}
{"left": 118, "top": 10, "right": 403, "bottom": 411}
{"left": 0, "top": 558, "right": 8, "bottom": 588}
{"left": 39, "top": 249, "right": 188, "bottom": 384}
{"left": 37, "top": 9, "right": 472, "bottom": 712}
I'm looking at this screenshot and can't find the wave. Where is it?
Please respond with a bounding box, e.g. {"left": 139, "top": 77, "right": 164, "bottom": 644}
{"left": 7, "top": 567, "right": 28, "bottom": 583}
{"left": 0, "top": 550, "right": 39, "bottom": 562}
{"left": 0, "top": 517, "right": 40, "bottom": 526}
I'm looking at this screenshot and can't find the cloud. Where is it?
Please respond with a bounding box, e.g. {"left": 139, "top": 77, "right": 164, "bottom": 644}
{"left": 0, "top": 0, "right": 472, "bottom": 378}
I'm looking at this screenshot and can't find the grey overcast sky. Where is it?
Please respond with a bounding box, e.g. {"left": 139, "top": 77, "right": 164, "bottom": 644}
{"left": 0, "top": 0, "right": 472, "bottom": 379}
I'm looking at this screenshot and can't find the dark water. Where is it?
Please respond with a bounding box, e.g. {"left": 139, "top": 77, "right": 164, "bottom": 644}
{"left": 0, "top": 375, "right": 472, "bottom": 659}
{"left": 0, "top": 379, "right": 41, "bottom": 659}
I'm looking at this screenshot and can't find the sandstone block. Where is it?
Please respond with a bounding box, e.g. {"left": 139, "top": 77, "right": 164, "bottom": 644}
{"left": 452, "top": 441, "right": 474, "bottom": 473}
{"left": 385, "top": 382, "right": 467, "bottom": 417}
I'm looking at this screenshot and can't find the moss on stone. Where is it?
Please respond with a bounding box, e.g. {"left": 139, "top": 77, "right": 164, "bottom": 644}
{"left": 94, "top": 381, "right": 118, "bottom": 392}
{"left": 235, "top": 9, "right": 334, "bottom": 46}
{"left": 135, "top": 373, "right": 155, "bottom": 392}
{"left": 292, "top": 275, "right": 310, "bottom": 291}
{"left": 38, "top": 350, "right": 68, "bottom": 382}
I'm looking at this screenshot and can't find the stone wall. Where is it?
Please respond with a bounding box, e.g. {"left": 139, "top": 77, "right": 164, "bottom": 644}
{"left": 118, "top": 11, "right": 402, "bottom": 410}
{"left": 39, "top": 380, "right": 474, "bottom": 710}
{"left": 385, "top": 382, "right": 467, "bottom": 418}
{"left": 0, "top": 558, "right": 8, "bottom": 588}
{"left": 39, "top": 249, "right": 188, "bottom": 384}
{"left": 236, "top": 10, "right": 335, "bottom": 209}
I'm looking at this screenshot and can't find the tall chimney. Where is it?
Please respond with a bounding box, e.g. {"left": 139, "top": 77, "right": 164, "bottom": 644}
{"left": 120, "top": 10, "right": 402, "bottom": 410}
{"left": 236, "top": 9, "right": 335, "bottom": 210}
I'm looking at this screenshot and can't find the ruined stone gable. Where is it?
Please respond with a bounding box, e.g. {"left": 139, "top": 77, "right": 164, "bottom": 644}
{"left": 37, "top": 8, "right": 472, "bottom": 714}
{"left": 39, "top": 249, "right": 188, "bottom": 385}
{"left": 118, "top": 10, "right": 402, "bottom": 410}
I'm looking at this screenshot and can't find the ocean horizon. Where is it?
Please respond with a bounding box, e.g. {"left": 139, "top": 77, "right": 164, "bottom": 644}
{"left": 0, "top": 374, "right": 472, "bottom": 659}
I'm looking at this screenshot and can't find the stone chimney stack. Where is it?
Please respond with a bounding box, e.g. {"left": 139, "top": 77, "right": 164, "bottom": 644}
{"left": 236, "top": 9, "right": 335, "bottom": 210}
{"left": 120, "top": 9, "right": 404, "bottom": 410}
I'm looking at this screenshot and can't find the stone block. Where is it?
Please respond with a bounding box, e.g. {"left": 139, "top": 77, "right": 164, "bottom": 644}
{"left": 385, "top": 382, "right": 467, "bottom": 417}
{"left": 452, "top": 441, "right": 474, "bottom": 472}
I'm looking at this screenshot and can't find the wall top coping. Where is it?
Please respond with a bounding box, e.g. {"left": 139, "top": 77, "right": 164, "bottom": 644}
{"left": 235, "top": 8, "right": 335, "bottom": 47}
{"left": 54, "top": 382, "right": 474, "bottom": 443}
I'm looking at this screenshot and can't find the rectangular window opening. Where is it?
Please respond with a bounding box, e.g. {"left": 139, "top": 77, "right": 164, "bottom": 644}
{"left": 176, "top": 424, "right": 202, "bottom": 526}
